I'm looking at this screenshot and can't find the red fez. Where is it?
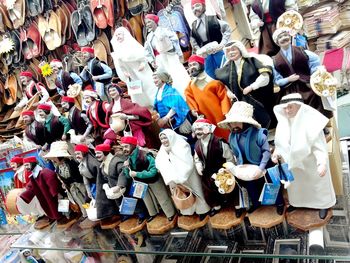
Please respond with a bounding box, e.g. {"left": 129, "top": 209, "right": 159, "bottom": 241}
{"left": 120, "top": 136, "right": 138, "bottom": 146}
{"left": 74, "top": 144, "right": 89, "bottom": 153}
{"left": 194, "top": 118, "right": 212, "bottom": 125}
{"left": 20, "top": 71, "right": 33, "bottom": 78}
{"left": 10, "top": 156, "right": 23, "bottom": 164}
{"left": 81, "top": 47, "right": 94, "bottom": 54}
{"left": 188, "top": 55, "right": 205, "bottom": 65}
{"left": 23, "top": 156, "right": 37, "bottom": 163}
{"left": 37, "top": 103, "right": 52, "bottom": 111}
{"left": 95, "top": 144, "right": 111, "bottom": 152}
{"left": 61, "top": 96, "right": 75, "bottom": 103}
{"left": 145, "top": 14, "right": 159, "bottom": 24}
{"left": 191, "top": 0, "right": 205, "bottom": 6}
{"left": 21, "top": 110, "right": 34, "bottom": 117}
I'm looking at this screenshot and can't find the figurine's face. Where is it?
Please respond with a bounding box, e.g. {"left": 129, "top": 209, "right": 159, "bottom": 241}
{"left": 22, "top": 115, "right": 34, "bottom": 126}
{"left": 159, "top": 133, "right": 170, "bottom": 147}
{"left": 277, "top": 32, "right": 291, "bottom": 48}
{"left": 188, "top": 61, "right": 203, "bottom": 77}
{"left": 192, "top": 3, "right": 205, "bottom": 18}
{"left": 228, "top": 122, "right": 243, "bottom": 133}
{"left": 145, "top": 19, "right": 157, "bottom": 32}
{"left": 152, "top": 74, "right": 163, "bottom": 88}
{"left": 283, "top": 103, "right": 301, "bottom": 118}
{"left": 114, "top": 145, "right": 124, "bottom": 156}
{"left": 23, "top": 163, "right": 32, "bottom": 171}
{"left": 61, "top": 101, "right": 72, "bottom": 112}
{"left": 121, "top": 143, "right": 135, "bottom": 156}
{"left": 52, "top": 65, "right": 61, "bottom": 74}
{"left": 20, "top": 76, "right": 30, "bottom": 86}
{"left": 37, "top": 109, "right": 48, "bottom": 120}
{"left": 224, "top": 46, "right": 241, "bottom": 61}
{"left": 115, "top": 30, "right": 124, "bottom": 43}
{"left": 83, "top": 96, "right": 93, "bottom": 106}
{"left": 10, "top": 162, "right": 20, "bottom": 171}
{"left": 108, "top": 87, "right": 120, "bottom": 99}
{"left": 193, "top": 125, "right": 209, "bottom": 139}
{"left": 75, "top": 151, "right": 84, "bottom": 162}
{"left": 95, "top": 151, "right": 106, "bottom": 162}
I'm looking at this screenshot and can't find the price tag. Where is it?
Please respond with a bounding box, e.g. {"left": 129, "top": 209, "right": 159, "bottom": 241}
{"left": 58, "top": 199, "right": 70, "bottom": 213}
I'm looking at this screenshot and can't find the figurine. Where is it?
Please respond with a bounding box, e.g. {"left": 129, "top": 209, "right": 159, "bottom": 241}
{"left": 215, "top": 40, "right": 276, "bottom": 128}
{"left": 272, "top": 28, "right": 333, "bottom": 119}
{"left": 105, "top": 84, "right": 153, "bottom": 147}
{"left": 190, "top": 0, "right": 232, "bottom": 78}
{"left": 121, "top": 136, "right": 176, "bottom": 222}
{"left": 94, "top": 144, "right": 125, "bottom": 229}
{"left": 248, "top": 0, "right": 298, "bottom": 56}
{"left": 20, "top": 249, "right": 39, "bottom": 263}
{"left": 218, "top": 101, "right": 284, "bottom": 215}
{"left": 152, "top": 70, "right": 193, "bottom": 137}
{"left": 192, "top": 119, "right": 236, "bottom": 216}
{"left": 21, "top": 110, "right": 46, "bottom": 148}
{"left": 156, "top": 129, "right": 210, "bottom": 219}
{"left": 50, "top": 59, "right": 82, "bottom": 96}
{"left": 83, "top": 90, "right": 109, "bottom": 144}
{"left": 144, "top": 14, "right": 190, "bottom": 96}
{"left": 61, "top": 96, "right": 93, "bottom": 143}
{"left": 110, "top": 27, "right": 157, "bottom": 107}
{"left": 9, "top": 156, "right": 26, "bottom": 188}
{"left": 79, "top": 47, "right": 113, "bottom": 100}
{"left": 185, "top": 55, "right": 231, "bottom": 139}
{"left": 36, "top": 103, "right": 71, "bottom": 145}
{"left": 272, "top": 93, "right": 336, "bottom": 219}
{"left": 44, "top": 141, "right": 87, "bottom": 219}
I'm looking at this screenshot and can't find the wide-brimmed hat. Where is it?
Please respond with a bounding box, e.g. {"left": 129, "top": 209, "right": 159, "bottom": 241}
{"left": 218, "top": 101, "right": 261, "bottom": 129}
{"left": 44, "top": 141, "right": 72, "bottom": 158}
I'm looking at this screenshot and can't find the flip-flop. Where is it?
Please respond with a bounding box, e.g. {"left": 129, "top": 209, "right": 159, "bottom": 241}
{"left": 26, "top": 0, "right": 43, "bottom": 17}
{"left": 91, "top": 0, "right": 107, "bottom": 29}
{"left": 71, "top": 9, "right": 88, "bottom": 47}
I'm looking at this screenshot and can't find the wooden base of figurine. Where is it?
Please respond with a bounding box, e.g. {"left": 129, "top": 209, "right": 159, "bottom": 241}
{"left": 248, "top": 206, "right": 285, "bottom": 228}
{"left": 286, "top": 208, "right": 332, "bottom": 231}
{"left": 100, "top": 216, "right": 121, "bottom": 230}
{"left": 147, "top": 214, "right": 177, "bottom": 235}
{"left": 209, "top": 207, "right": 245, "bottom": 230}
{"left": 177, "top": 214, "right": 209, "bottom": 231}
{"left": 119, "top": 217, "right": 146, "bottom": 235}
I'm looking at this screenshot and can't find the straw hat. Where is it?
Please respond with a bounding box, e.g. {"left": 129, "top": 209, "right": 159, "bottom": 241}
{"left": 218, "top": 101, "right": 261, "bottom": 129}
{"left": 44, "top": 141, "right": 72, "bottom": 158}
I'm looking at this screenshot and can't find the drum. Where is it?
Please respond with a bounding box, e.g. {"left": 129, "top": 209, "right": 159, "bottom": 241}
{"left": 5, "top": 188, "right": 25, "bottom": 215}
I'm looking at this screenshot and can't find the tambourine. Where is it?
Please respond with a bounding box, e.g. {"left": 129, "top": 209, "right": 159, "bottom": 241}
{"left": 310, "top": 66, "right": 337, "bottom": 97}
{"left": 277, "top": 10, "right": 303, "bottom": 36}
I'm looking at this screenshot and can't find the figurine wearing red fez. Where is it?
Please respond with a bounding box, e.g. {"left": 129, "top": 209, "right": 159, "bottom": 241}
{"left": 80, "top": 47, "right": 112, "bottom": 100}
{"left": 21, "top": 110, "right": 47, "bottom": 148}
{"left": 105, "top": 84, "right": 153, "bottom": 147}
{"left": 192, "top": 119, "right": 237, "bottom": 216}
{"left": 61, "top": 96, "right": 93, "bottom": 143}
{"left": 215, "top": 40, "right": 276, "bottom": 128}
{"left": 15, "top": 71, "right": 50, "bottom": 112}
{"left": 37, "top": 104, "right": 71, "bottom": 144}
{"left": 189, "top": 0, "right": 232, "bottom": 79}
{"left": 10, "top": 157, "right": 27, "bottom": 189}
{"left": 144, "top": 14, "right": 190, "bottom": 96}
{"left": 50, "top": 59, "right": 82, "bottom": 96}
{"left": 185, "top": 55, "right": 231, "bottom": 139}
{"left": 121, "top": 136, "right": 176, "bottom": 222}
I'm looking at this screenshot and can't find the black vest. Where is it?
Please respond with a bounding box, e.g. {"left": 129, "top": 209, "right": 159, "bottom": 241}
{"left": 191, "top": 16, "right": 223, "bottom": 48}
{"left": 252, "top": 0, "right": 285, "bottom": 23}
{"left": 25, "top": 121, "right": 46, "bottom": 146}
{"left": 70, "top": 107, "right": 88, "bottom": 135}
{"left": 90, "top": 58, "right": 112, "bottom": 85}
{"left": 55, "top": 71, "right": 76, "bottom": 92}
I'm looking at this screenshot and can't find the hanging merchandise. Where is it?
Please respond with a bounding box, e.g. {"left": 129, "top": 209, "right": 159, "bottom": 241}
{"left": 6, "top": 0, "right": 26, "bottom": 29}
{"left": 71, "top": 5, "right": 96, "bottom": 46}
{"left": 90, "top": 0, "right": 114, "bottom": 29}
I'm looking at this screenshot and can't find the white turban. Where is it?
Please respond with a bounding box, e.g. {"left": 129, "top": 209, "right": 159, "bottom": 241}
{"left": 272, "top": 27, "right": 291, "bottom": 44}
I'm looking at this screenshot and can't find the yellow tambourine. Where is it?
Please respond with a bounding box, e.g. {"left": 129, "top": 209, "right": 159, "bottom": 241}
{"left": 277, "top": 10, "right": 303, "bottom": 36}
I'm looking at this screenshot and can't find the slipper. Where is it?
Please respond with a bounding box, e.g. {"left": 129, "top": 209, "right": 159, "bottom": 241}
{"left": 130, "top": 15, "right": 143, "bottom": 44}
{"left": 93, "top": 39, "right": 108, "bottom": 64}
{"left": 0, "top": 4, "right": 13, "bottom": 31}
{"left": 71, "top": 9, "right": 88, "bottom": 47}
{"left": 26, "top": 0, "right": 43, "bottom": 17}
{"left": 101, "top": 0, "right": 114, "bottom": 28}
{"left": 91, "top": 0, "right": 108, "bottom": 29}
{"left": 3, "top": 74, "right": 17, "bottom": 106}
{"left": 56, "top": 6, "right": 68, "bottom": 45}
{"left": 7, "top": 0, "right": 25, "bottom": 29}
{"left": 10, "top": 30, "right": 22, "bottom": 65}
{"left": 48, "top": 11, "right": 62, "bottom": 49}
{"left": 82, "top": 5, "right": 96, "bottom": 42}
{"left": 61, "top": 2, "right": 72, "bottom": 41}
{"left": 26, "top": 22, "right": 42, "bottom": 57}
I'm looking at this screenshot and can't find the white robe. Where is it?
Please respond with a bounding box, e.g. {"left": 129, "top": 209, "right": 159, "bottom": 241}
{"left": 155, "top": 129, "right": 210, "bottom": 215}
{"left": 274, "top": 102, "right": 336, "bottom": 209}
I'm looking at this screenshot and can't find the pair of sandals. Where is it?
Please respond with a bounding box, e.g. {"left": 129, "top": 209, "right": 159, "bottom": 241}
{"left": 71, "top": 5, "right": 96, "bottom": 46}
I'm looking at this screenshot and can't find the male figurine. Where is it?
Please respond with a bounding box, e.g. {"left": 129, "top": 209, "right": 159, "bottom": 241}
{"left": 61, "top": 96, "right": 93, "bottom": 143}
{"left": 36, "top": 103, "right": 71, "bottom": 145}
{"left": 83, "top": 90, "right": 109, "bottom": 144}
{"left": 9, "top": 156, "right": 26, "bottom": 188}
{"left": 218, "top": 101, "right": 284, "bottom": 215}
{"left": 21, "top": 110, "right": 46, "bottom": 147}
{"left": 190, "top": 0, "right": 232, "bottom": 78}
{"left": 192, "top": 119, "right": 236, "bottom": 216}
{"left": 248, "top": 0, "right": 298, "bottom": 56}
{"left": 15, "top": 71, "right": 49, "bottom": 111}
{"left": 185, "top": 54, "right": 231, "bottom": 139}
{"left": 79, "top": 47, "right": 113, "bottom": 100}
{"left": 272, "top": 93, "right": 336, "bottom": 219}
{"left": 121, "top": 136, "right": 176, "bottom": 222}
{"left": 50, "top": 59, "right": 82, "bottom": 95}
{"left": 215, "top": 40, "right": 276, "bottom": 128}
{"left": 144, "top": 14, "right": 190, "bottom": 96}
{"left": 272, "top": 28, "right": 333, "bottom": 119}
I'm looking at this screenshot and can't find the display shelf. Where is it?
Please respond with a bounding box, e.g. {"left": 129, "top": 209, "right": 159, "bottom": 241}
{"left": 9, "top": 214, "right": 350, "bottom": 261}
{"left": 0, "top": 223, "right": 32, "bottom": 235}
